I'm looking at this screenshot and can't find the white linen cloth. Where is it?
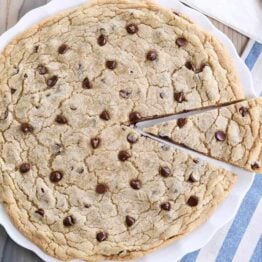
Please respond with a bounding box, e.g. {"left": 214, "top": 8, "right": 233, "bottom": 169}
{"left": 180, "top": 0, "right": 262, "bottom": 43}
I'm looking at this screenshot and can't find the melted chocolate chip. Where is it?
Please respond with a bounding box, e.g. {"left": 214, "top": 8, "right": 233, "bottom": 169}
{"left": 174, "top": 92, "right": 186, "bottom": 103}
{"left": 185, "top": 61, "right": 195, "bottom": 71}
{"left": 118, "top": 150, "right": 131, "bottom": 161}
{"left": 126, "top": 216, "right": 136, "bottom": 227}
{"left": 91, "top": 137, "right": 101, "bottom": 149}
{"left": 11, "top": 88, "right": 17, "bottom": 94}
{"left": 96, "top": 231, "right": 108, "bottom": 242}
{"left": 119, "top": 89, "right": 131, "bottom": 99}
{"left": 58, "top": 44, "right": 69, "bottom": 54}
{"left": 130, "top": 179, "right": 141, "bottom": 190}
{"left": 188, "top": 173, "right": 198, "bottom": 183}
{"left": 19, "top": 163, "right": 31, "bottom": 173}
{"left": 96, "top": 183, "right": 108, "bottom": 194}
{"left": 146, "top": 50, "right": 158, "bottom": 61}
{"left": 97, "top": 34, "right": 108, "bottom": 46}
{"left": 127, "top": 133, "right": 139, "bottom": 144}
{"left": 46, "top": 76, "right": 58, "bottom": 87}
{"left": 50, "top": 171, "right": 63, "bottom": 183}
{"left": 35, "top": 209, "right": 44, "bottom": 217}
{"left": 176, "top": 37, "right": 187, "bottom": 47}
{"left": 177, "top": 118, "right": 187, "bottom": 128}
{"left": 160, "top": 202, "right": 171, "bottom": 211}
{"left": 215, "top": 131, "right": 226, "bottom": 142}
{"left": 37, "top": 64, "right": 48, "bottom": 75}
{"left": 187, "top": 196, "right": 199, "bottom": 207}
{"left": 126, "top": 23, "right": 138, "bottom": 34}
{"left": 20, "top": 123, "right": 34, "bottom": 133}
{"left": 129, "top": 112, "right": 142, "bottom": 124}
{"left": 100, "top": 110, "right": 110, "bottom": 121}
{"left": 159, "top": 166, "right": 171, "bottom": 177}
{"left": 82, "top": 77, "right": 92, "bottom": 89}
{"left": 55, "top": 115, "right": 68, "bottom": 124}
{"left": 251, "top": 162, "right": 260, "bottom": 170}
{"left": 239, "top": 106, "right": 249, "bottom": 117}
{"left": 106, "top": 60, "right": 117, "bottom": 70}
{"left": 63, "top": 216, "right": 75, "bottom": 227}
{"left": 34, "top": 45, "right": 39, "bottom": 53}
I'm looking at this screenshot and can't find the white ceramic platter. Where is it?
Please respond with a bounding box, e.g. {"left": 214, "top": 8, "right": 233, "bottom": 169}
{"left": 0, "top": 0, "right": 256, "bottom": 261}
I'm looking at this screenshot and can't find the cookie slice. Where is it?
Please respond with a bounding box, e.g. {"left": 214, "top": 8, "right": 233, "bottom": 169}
{"left": 0, "top": 124, "right": 236, "bottom": 261}
{"left": 0, "top": 0, "right": 244, "bottom": 126}
{"left": 145, "top": 98, "right": 262, "bottom": 172}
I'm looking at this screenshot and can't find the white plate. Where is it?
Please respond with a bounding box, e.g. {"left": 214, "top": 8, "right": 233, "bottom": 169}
{"left": 0, "top": 1, "right": 256, "bottom": 262}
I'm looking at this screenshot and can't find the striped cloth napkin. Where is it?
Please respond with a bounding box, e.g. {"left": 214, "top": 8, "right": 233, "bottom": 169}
{"left": 181, "top": 41, "right": 262, "bottom": 262}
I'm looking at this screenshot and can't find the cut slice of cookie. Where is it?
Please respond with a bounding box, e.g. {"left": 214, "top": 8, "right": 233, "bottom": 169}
{"left": 0, "top": 125, "right": 236, "bottom": 261}
{"left": 0, "top": 0, "right": 245, "bottom": 127}
{"left": 145, "top": 98, "right": 262, "bottom": 172}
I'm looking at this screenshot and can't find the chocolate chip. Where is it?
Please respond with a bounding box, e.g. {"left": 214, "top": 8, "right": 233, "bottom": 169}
{"left": 130, "top": 179, "right": 141, "bottom": 190}
{"left": 126, "top": 24, "right": 138, "bottom": 34}
{"left": 82, "top": 77, "right": 92, "bottom": 89}
{"left": 174, "top": 92, "right": 186, "bottom": 103}
{"left": 187, "top": 196, "right": 199, "bottom": 207}
{"left": 96, "top": 231, "right": 108, "bottom": 242}
{"left": 188, "top": 173, "right": 198, "bottom": 183}
{"left": 46, "top": 76, "right": 58, "bottom": 87}
{"left": 129, "top": 112, "right": 142, "bottom": 124}
{"left": 177, "top": 118, "right": 187, "bottom": 128}
{"left": 185, "top": 61, "right": 195, "bottom": 71}
{"left": 119, "top": 89, "right": 131, "bottom": 99}
{"left": 193, "top": 159, "right": 199, "bottom": 164}
{"left": 160, "top": 202, "right": 171, "bottom": 211}
{"left": 96, "top": 183, "right": 108, "bottom": 194}
{"left": 97, "top": 34, "right": 108, "bottom": 46}
{"left": 176, "top": 37, "right": 187, "bottom": 47}
{"left": 146, "top": 50, "right": 158, "bottom": 61}
{"left": 34, "top": 45, "right": 39, "bottom": 53}
{"left": 50, "top": 171, "right": 63, "bottom": 183}
{"left": 24, "top": 74, "right": 28, "bottom": 79}
{"left": 127, "top": 133, "right": 139, "bottom": 144}
{"left": 55, "top": 115, "right": 68, "bottom": 124}
{"left": 35, "top": 209, "right": 44, "bottom": 217}
{"left": 100, "top": 110, "right": 110, "bottom": 121}
{"left": 58, "top": 44, "right": 69, "bottom": 54}
{"left": 215, "top": 131, "right": 226, "bottom": 142}
{"left": 91, "top": 137, "right": 101, "bottom": 149}
{"left": 63, "top": 216, "right": 75, "bottom": 227}
{"left": 19, "top": 163, "right": 31, "bottom": 173}
{"left": 125, "top": 216, "right": 136, "bottom": 227}
{"left": 239, "top": 106, "right": 249, "bottom": 117}
{"left": 118, "top": 150, "right": 131, "bottom": 161}
{"left": 159, "top": 166, "right": 171, "bottom": 177}
{"left": 251, "top": 162, "right": 260, "bottom": 170}
{"left": 106, "top": 60, "right": 117, "bottom": 70}
{"left": 20, "top": 123, "right": 34, "bottom": 133}
{"left": 11, "top": 88, "right": 17, "bottom": 94}
{"left": 84, "top": 204, "right": 91, "bottom": 208}
{"left": 37, "top": 64, "right": 48, "bottom": 75}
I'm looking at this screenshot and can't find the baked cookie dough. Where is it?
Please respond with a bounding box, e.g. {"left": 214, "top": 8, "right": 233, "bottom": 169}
{"left": 145, "top": 98, "right": 262, "bottom": 172}
{"left": 0, "top": 0, "right": 242, "bottom": 260}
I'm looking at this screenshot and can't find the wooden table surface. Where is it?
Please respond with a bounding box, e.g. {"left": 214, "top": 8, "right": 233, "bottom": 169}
{"left": 0, "top": 0, "right": 249, "bottom": 261}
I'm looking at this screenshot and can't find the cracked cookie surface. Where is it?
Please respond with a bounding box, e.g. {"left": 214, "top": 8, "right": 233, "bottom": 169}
{"left": 0, "top": 0, "right": 241, "bottom": 260}
{"left": 0, "top": 124, "right": 236, "bottom": 261}
{"left": 145, "top": 98, "right": 262, "bottom": 173}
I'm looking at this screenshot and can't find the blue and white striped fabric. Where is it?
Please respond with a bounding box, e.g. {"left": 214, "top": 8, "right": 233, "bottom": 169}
{"left": 181, "top": 41, "right": 262, "bottom": 262}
